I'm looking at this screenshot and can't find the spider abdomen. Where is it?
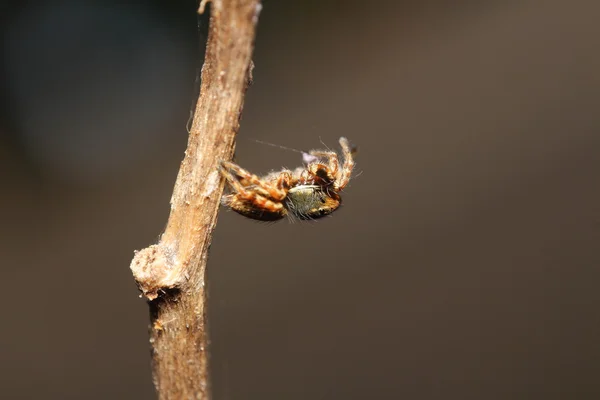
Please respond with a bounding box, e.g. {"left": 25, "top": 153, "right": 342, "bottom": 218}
{"left": 285, "top": 185, "right": 341, "bottom": 220}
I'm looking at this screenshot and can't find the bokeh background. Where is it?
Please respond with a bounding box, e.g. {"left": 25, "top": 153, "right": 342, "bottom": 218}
{"left": 2, "top": 1, "right": 599, "bottom": 399}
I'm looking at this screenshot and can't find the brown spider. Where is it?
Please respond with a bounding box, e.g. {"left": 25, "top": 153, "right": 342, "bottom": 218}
{"left": 220, "top": 137, "right": 355, "bottom": 221}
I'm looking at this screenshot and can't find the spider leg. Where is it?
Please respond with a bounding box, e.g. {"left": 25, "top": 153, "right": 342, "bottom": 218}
{"left": 274, "top": 170, "right": 294, "bottom": 195}
{"left": 335, "top": 137, "right": 354, "bottom": 191}
{"left": 220, "top": 166, "right": 285, "bottom": 217}
{"left": 221, "top": 161, "right": 290, "bottom": 201}
{"left": 307, "top": 150, "right": 339, "bottom": 180}
{"left": 219, "top": 165, "right": 249, "bottom": 194}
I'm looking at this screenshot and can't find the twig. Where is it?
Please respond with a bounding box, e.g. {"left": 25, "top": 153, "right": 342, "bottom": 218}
{"left": 129, "top": 0, "right": 261, "bottom": 398}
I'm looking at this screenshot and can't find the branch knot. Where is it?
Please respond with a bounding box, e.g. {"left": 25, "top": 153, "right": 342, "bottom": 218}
{"left": 130, "top": 244, "right": 184, "bottom": 300}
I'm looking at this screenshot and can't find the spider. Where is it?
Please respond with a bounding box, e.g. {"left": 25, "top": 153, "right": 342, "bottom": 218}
{"left": 220, "top": 137, "right": 355, "bottom": 221}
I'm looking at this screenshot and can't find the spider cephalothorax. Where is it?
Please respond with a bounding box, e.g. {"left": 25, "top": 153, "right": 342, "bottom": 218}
{"left": 220, "top": 137, "right": 355, "bottom": 221}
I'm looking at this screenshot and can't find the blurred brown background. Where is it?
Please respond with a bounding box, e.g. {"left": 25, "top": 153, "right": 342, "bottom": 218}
{"left": 1, "top": 1, "right": 599, "bottom": 399}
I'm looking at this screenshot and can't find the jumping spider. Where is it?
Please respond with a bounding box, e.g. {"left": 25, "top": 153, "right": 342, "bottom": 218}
{"left": 220, "top": 137, "right": 355, "bottom": 221}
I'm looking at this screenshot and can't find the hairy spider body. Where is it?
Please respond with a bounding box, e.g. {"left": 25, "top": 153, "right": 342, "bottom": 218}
{"left": 285, "top": 185, "right": 340, "bottom": 220}
{"left": 220, "top": 137, "right": 354, "bottom": 221}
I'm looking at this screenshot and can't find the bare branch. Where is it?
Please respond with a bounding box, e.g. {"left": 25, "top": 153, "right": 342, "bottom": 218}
{"left": 129, "top": 0, "right": 261, "bottom": 398}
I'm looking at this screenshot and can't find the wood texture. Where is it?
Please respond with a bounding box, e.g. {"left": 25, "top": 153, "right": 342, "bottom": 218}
{"left": 129, "top": 0, "right": 261, "bottom": 398}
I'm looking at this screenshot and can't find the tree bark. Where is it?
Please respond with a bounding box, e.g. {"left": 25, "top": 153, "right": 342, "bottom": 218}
{"left": 129, "top": 0, "right": 261, "bottom": 398}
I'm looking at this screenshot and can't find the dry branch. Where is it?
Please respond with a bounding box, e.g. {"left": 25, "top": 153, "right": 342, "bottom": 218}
{"left": 129, "top": 0, "right": 261, "bottom": 398}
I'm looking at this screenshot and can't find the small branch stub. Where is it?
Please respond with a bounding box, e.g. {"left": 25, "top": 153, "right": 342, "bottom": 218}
{"left": 130, "top": 245, "right": 183, "bottom": 300}
{"left": 129, "top": 0, "right": 261, "bottom": 398}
